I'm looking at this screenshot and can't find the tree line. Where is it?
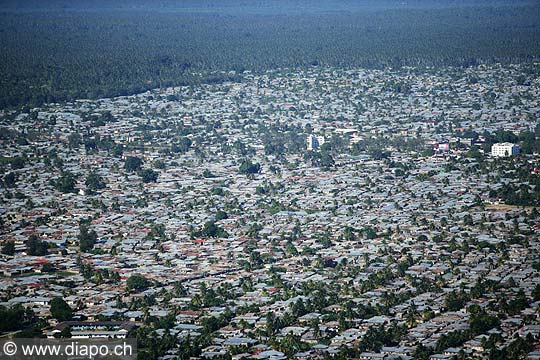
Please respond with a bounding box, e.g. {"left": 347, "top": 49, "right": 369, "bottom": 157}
{"left": 1, "top": 3, "right": 540, "bottom": 107}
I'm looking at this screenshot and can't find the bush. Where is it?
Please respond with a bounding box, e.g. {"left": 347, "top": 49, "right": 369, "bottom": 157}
{"left": 85, "top": 171, "right": 106, "bottom": 191}
{"left": 127, "top": 274, "right": 151, "bottom": 291}
{"left": 238, "top": 159, "right": 260, "bottom": 175}
{"left": 124, "top": 156, "right": 142, "bottom": 172}
{"left": 26, "top": 235, "right": 48, "bottom": 256}
{"left": 53, "top": 171, "right": 77, "bottom": 193}
{"left": 50, "top": 298, "right": 73, "bottom": 321}
{"left": 1, "top": 241, "right": 15, "bottom": 255}
{"left": 139, "top": 168, "right": 159, "bottom": 183}
{"left": 78, "top": 225, "right": 98, "bottom": 252}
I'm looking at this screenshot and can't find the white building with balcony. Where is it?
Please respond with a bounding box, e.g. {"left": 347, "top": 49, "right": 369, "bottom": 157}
{"left": 491, "top": 142, "right": 520, "bottom": 157}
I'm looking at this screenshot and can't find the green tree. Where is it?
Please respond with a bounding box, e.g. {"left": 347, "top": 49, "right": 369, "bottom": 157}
{"left": 363, "top": 227, "right": 377, "bottom": 239}
{"left": 10, "top": 157, "right": 25, "bottom": 170}
{"left": 50, "top": 298, "right": 73, "bottom": 321}
{"left": 53, "top": 171, "right": 77, "bottom": 193}
{"left": 85, "top": 171, "right": 106, "bottom": 191}
{"left": 124, "top": 156, "right": 142, "bottom": 172}
{"left": 78, "top": 225, "right": 98, "bottom": 252}
{"left": 202, "top": 169, "right": 215, "bottom": 178}
{"left": 199, "top": 221, "right": 229, "bottom": 238}
{"left": 26, "top": 235, "right": 48, "bottom": 256}
{"left": 1, "top": 241, "right": 15, "bottom": 255}
{"left": 417, "top": 234, "right": 428, "bottom": 242}
{"left": 468, "top": 306, "right": 499, "bottom": 335}
{"left": 3, "top": 172, "right": 17, "bottom": 187}
{"left": 412, "top": 344, "right": 434, "bottom": 360}
{"left": 445, "top": 290, "right": 469, "bottom": 311}
{"left": 41, "top": 263, "right": 56, "bottom": 273}
{"left": 0, "top": 304, "right": 35, "bottom": 332}
{"left": 215, "top": 210, "right": 228, "bottom": 221}
{"left": 127, "top": 274, "right": 151, "bottom": 292}
{"left": 112, "top": 144, "right": 124, "bottom": 157}
{"left": 467, "top": 146, "right": 483, "bottom": 159}
{"left": 139, "top": 168, "right": 159, "bottom": 183}
{"left": 533, "top": 284, "right": 540, "bottom": 301}
{"left": 171, "top": 137, "right": 192, "bottom": 153}
{"left": 68, "top": 133, "right": 82, "bottom": 149}
{"left": 238, "top": 159, "right": 261, "bottom": 175}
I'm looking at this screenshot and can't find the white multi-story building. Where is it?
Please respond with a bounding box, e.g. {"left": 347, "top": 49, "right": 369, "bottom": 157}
{"left": 491, "top": 142, "right": 520, "bottom": 157}
{"left": 307, "top": 134, "right": 325, "bottom": 151}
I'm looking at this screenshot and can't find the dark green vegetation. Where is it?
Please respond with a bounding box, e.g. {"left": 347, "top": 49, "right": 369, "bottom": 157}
{"left": 0, "top": 304, "right": 37, "bottom": 332}
{"left": 1, "top": 240, "right": 15, "bottom": 255}
{"left": 85, "top": 171, "right": 106, "bottom": 192}
{"left": 26, "top": 234, "right": 49, "bottom": 256}
{"left": 124, "top": 156, "right": 143, "bottom": 172}
{"left": 78, "top": 224, "right": 98, "bottom": 252}
{"left": 140, "top": 168, "right": 159, "bottom": 183}
{"left": 238, "top": 159, "right": 261, "bottom": 175}
{"left": 127, "top": 274, "right": 151, "bottom": 292}
{"left": 1, "top": 0, "right": 540, "bottom": 107}
{"left": 52, "top": 171, "right": 77, "bottom": 193}
{"left": 190, "top": 220, "right": 229, "bottom": 239}
{"left": 49, "top": 297, "right": 73, "bottom": 321}
{"left": 490, "top": 165, "right": 540, "bottom": 207}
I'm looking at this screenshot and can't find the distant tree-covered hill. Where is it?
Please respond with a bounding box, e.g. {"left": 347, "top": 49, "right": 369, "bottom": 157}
{"left": 0, "top": 0, "right": 539, "bottom": 108}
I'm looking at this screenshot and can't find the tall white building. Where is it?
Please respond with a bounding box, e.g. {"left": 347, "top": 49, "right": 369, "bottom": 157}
{"left": 307, "top": 134, "right": 325, "bottom": 151}
{"left": 491, "top": 142, "right": 520, "bottom": 157}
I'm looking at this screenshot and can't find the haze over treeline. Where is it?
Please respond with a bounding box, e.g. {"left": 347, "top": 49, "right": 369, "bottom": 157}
{"left": 0, "top": 0, "right": 539, "bottom": 107}
{"left": 1, "top": 0, "right": 537, "bottom": 12}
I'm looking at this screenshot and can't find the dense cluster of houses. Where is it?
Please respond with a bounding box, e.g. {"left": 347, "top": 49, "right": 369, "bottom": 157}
{"left": 0, "top": 63, "right": 539, "bottom": 359}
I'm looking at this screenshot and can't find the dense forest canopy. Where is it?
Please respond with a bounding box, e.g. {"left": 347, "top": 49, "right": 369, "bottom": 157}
{"left": 0, "top": 0, "right": 539, "bottom": 107}
{"left": 1, "top": 0, "right": 538, "bottom": 12}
